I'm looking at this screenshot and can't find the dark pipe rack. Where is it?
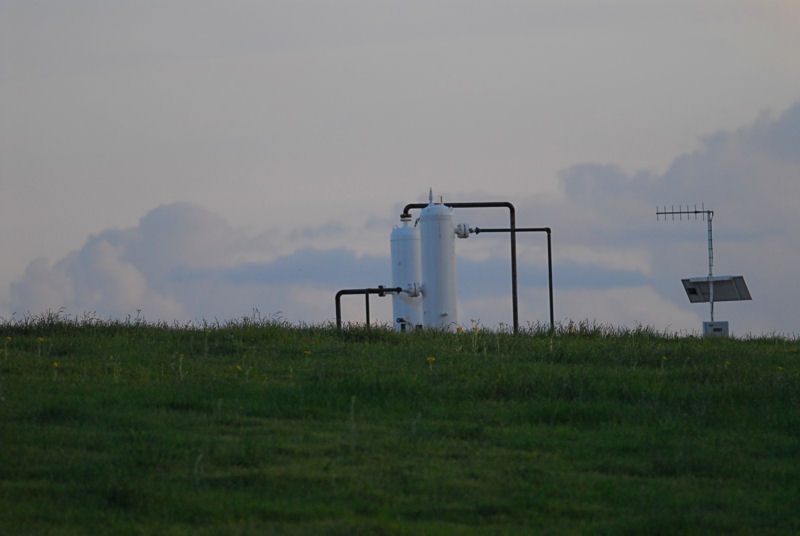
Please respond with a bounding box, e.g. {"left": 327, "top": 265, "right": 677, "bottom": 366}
{"left": 335, "top": 286, "right": 402, "bottom": 329}
{"left": 334, "top": 201, "right": 555, "bottom": 333}
{"left": 402, "top": 201, "right": 554, "bottom": 334}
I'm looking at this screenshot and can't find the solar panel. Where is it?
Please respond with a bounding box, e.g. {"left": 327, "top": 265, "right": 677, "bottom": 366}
{"left": 681, "top": 276, "right": 752, "bottom": 303}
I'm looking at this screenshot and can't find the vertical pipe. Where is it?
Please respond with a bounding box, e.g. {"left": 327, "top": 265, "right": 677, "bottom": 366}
{"left": 509, "top": 207, "right": 519, "bottom": 334}
{"left": 365, "top": 293, "right": 370, "bottom": 327}
{"left": 708, "top": 215, "right": 714, "bottom": 322}
{"left": 335, "top": 292, "right": 343, "bottom": 329}
{"left": 547, "top": 229, "right": 554, "bottom": 333}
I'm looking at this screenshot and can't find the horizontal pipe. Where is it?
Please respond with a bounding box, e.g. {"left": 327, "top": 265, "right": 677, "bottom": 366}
{"left": 402, "top": 201, "right": 516, "bottom": 217}
{"left": 335, "top": 286, "right": 402, "bottom": 329}
{"left": 474, "top": 227, "right": 551, "bottom": 234}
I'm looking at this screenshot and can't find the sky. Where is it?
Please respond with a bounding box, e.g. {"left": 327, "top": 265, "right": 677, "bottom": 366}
{"left": 2, "top": 1, "right": 799, "bottom": 335}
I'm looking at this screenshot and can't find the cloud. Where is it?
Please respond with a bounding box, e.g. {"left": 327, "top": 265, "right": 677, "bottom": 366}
{"left": 4, "top": 102, "right": 800, "bottom": 333}
{"left": 4, "top": 204, "right": 391, "bottom": 323}
{"left": 9, "top": 238, "right": 186, "bottom": 321}
{"left": 212, "top": 248, "right": 387, "bottom": 288}
{"left": 6, "top": 203, "right": 246, "bottom": 321}
{"left": 512, "top": 101, "right": 800, "bottom": 334}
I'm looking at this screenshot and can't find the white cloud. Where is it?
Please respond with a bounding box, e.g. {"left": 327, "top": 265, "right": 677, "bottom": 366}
{"left": 8, "top": 239, "right": 186, "bottom": 321}
{"left": 4, "top": 101, "right": 800, "bottom": 334}
{"left": 2, "top": 204, "right": 391, "bottom": 324}
{"left": 2, "top": 0, "right": 800, "bottom": 341}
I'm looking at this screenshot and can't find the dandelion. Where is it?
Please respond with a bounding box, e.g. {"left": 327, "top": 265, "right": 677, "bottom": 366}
{"left": 427, "top": 356, "right": 435, "bottom": 370}
{"left": 53, "top": 361, "right": 58, "bottom": 368}
{"left": 37, "top": 337, "right": 44, "bottom": 342}
{"left": 663, "top": 355, "right": 668, "bottom": 361}
{"left": 303, "top": 350, "right": 312, "bottom": 355}
{"left": 236, "top": 364, "right": 243, "bottom": 372}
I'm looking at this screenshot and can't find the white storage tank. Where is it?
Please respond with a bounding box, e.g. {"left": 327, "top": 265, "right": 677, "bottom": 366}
{"left": 390, "top": 214, "right": 422, "bottom": 330}
{"left": 420, "top": 198, "right": 458, "bottom": 329}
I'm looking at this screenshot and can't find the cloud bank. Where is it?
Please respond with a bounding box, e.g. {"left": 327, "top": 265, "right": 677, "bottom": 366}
{"left": 5, "top": 103, "right": 800, "bottom": 334}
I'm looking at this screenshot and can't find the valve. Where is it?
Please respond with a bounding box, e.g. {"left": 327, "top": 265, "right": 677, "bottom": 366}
{"left": 402, "top": 283, "right": 421, "bottom": 298}
{"left": 455, "top": 223, "right": 470, "bottom": 239}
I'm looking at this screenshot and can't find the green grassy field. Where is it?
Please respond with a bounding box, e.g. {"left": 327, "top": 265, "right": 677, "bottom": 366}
{"left": 1, "top": 315, "right": 798, "bottom": 535}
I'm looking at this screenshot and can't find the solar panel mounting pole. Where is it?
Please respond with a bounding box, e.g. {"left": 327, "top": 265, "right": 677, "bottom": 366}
{"left": 706, "top": 210, "right": 714, "bottom": 322}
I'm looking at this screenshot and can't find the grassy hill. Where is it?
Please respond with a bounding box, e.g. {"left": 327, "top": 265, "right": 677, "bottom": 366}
{"left": 1, "top": 315, "right": 798, "bottom": 534}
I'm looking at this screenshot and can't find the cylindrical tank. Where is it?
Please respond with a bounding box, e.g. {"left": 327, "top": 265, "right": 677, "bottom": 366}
{"left": 420, "top": 200, "right": 458, "bottom": 329}
{"left": 390, "top": 214, "right": 422, "bottom": 330}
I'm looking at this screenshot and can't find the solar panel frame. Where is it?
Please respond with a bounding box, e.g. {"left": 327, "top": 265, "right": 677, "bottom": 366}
{"left": 681, "top": 276, "right": 752, "bottom": 303}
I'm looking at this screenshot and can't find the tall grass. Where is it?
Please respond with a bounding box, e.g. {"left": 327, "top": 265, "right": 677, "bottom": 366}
{"left": 1, "top": 312, "right": 798, "bottom": 535}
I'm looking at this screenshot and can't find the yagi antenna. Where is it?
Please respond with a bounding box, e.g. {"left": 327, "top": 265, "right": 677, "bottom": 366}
{"left": 657, "top": 203, "right": 716, "bottom": 319}
{"left": 656, "top": 204, "right": 751, "bottom": 337}
{"left": 656, "top": 203, "right": 712, "bottom": 222}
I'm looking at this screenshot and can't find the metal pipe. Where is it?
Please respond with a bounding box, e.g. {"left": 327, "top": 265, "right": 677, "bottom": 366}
{"left": 335, "top": 286, "right": 402, "bottom": 329}
{"left": 547, "top": 230, "right": 554, "bottom": 333}
{"left": 707, "top": 213, "right": 714, "bottom": 322}
{"left": 402, "top": 201, "right": 518, "bottom": 332}
{"left": 473, "top": 227, "right": 554, "bottom": 333}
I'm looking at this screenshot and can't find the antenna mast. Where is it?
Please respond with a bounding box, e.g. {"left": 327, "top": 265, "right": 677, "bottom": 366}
{"left": 657, "top": 204, "right": 715, "bottom": 321}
